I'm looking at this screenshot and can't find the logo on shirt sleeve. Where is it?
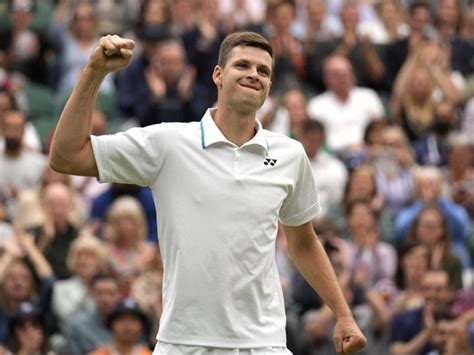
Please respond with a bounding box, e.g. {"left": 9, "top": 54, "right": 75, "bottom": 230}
{"left": 264, "top": 158, "right": 277, "bottom": 166}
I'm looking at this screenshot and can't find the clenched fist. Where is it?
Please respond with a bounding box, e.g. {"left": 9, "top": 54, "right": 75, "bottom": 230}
{"left": 87, "top": 35, "right": 135, "bottom": 74}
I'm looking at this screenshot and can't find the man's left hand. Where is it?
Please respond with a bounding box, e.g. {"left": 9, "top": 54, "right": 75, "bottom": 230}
{"left": 334, "top": 316, "right": 367, "bottom": 354}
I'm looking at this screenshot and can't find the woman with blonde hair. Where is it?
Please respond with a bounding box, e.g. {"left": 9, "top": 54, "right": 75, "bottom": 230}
{"left": 51, "top": 233, "right": 108, "bottom": 333}
{"left": 104, "top": 196, "right": 156, "bottom": 296}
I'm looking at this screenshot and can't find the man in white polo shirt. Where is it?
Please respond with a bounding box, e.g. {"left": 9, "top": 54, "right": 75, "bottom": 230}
{"left": 49, "top": 31, "right": 366, "bottom": 354}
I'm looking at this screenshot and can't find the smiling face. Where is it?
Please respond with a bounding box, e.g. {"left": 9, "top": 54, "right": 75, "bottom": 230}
{"left": 213, "top": 46, "right": 272, "bottom": 115}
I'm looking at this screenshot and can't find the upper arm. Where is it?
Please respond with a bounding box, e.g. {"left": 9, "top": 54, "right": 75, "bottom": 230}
{"left": 282, "top": 222, "right": 318, "bottom": 257}
{"left": 49, "top": 139, "right": 98, "bottom": 177}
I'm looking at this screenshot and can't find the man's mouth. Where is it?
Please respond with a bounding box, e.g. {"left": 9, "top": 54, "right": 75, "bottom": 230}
{"left": 239, "top": 83, "right": 260, "bottom": 91}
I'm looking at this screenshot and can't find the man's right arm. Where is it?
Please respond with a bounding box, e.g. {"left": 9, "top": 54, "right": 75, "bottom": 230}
{"left": 49, "top": 35, "right": 135, "bottom": 177}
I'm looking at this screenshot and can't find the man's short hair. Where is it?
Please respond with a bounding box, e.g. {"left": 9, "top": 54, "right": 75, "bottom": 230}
{"left": 217, "top": 31, "right": 273, "bottom": 68}
{"left": 301, "top": 119, "right": 325, "bottom": 134}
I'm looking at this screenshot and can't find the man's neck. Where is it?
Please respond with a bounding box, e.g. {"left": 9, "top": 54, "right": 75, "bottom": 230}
{"left": 212, "top": 106, "right": 257, "bottom": 147}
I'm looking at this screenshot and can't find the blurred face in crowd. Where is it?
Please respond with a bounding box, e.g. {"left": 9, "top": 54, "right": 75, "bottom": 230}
{"left": 92, "top": 278, "right": 121, "bottom": 316}
{"left": 448, "top": 144, "right": 472, "bottom": 172}
{"left": 272, "top": 2, "right": 294, "bottom": 32}
{"left": 8, "top": 4, "right": 34, "bottom": 31}
{"left": 409, "top": 4, "right": 431, "bottom": 32}
{"left": 324, "top": 56, "right": 354, "bottom": 98}
{"left": 282, "top": 89, "right": 308, "bottom": 128}
{"left": 41, "top": 182, "right": 73, "bottom": 226}
{"left": 414, "top": 208, "right": 445, "bottom": 248}
{"left": 422, "top": 270, "right": 453, "bottom": 315}
{"left": 2, "top": 110, "right": 26, "bottom": 154}
{"left": 74, "top": 249, "right": 102, "bottom": 279}
{"left": 307, "top": 0, "right": 326, "bottom": 28}
{"left": 402, "top": 245, "right": 429, "bottom": 285}
{"left": 111, "top": 314, "right": 144, "bottom": 343}
{"left": 300, "top": 126, "right": 324, "bottom": 159}
{"left": 378, "top": 0, "right": 400, "bottom": 28}
{"left": 347, "top": 201, "right": 376, "bottom": 242}
{"left": 347, "top": 165, "right": 375, "bottom": 201}
{"left": 3, "top": 261, "right": 33, "bottom": 302}
{"left": 437, "top": 0, "right": 460, "bottom": 27}
{"left": 71, "top": 2, "right": 97, "bottom": 39}
{"left": 142, "top": 0, "right": 168, "bottom": 27}
{"left": 407, "top": 68, "right": 433, "bottom": 102}
{"left": 340, "top": 3, "right": 359, "bottom": 32}
{"left": 13, "top": 318, "right": 45, "bottom": 352}
{"left": 152, "top": 41, "right": 186, "bottom": 86}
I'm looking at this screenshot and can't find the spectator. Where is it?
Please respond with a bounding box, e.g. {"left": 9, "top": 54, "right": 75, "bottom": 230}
{"left": 5, "top": 302, "right": 55, "bottom": 355}
{"left": 51, "top": 234, "right": 108, "bottom": 333}
{"left": 89, "top": 183, "right": 157, "bottom": 243}
{"left": 0, "top": 0, "right": 52, "bottom": 85}
{"left": 104, "top": 196, "right": 156, "bottom": 296}
{"left": 0, "top": 109, "right": 47, "bottom": 219}
{"left": 50, "top": 1, "right": 115, "bottom": 95}
{"left": 25, "top": 182, "right": 81, "bottom": 280}
{"left": 395, "top": 165, "right": 472, "bottom": 269}
{"left": 136, "top": 38, "right": 208, "bottom": 127}
{"left": 408, "top": 206, "right": 463, "bottom": 289}
{"left": 389, "top": 269, "right": 456, "bottom": 355}
{"left": 63, "top": 274, "right": 121, "bottom": 355}
{"left": 298, "top": 119, "right": 348, "bottom": 217}
{"left": 265, "top": 0, "right": 305, "bottom": 95}
{"left": 88, "top": 298, "right": 151, "bottom": 355}
{"left": 443, "top": 132, "right": 474, "bottom": 221}
{"left": 307, "top": 55, "right": 384, "bottom": 156}
{"left": 373, "top": 125, "right": 415, "bottom": 219}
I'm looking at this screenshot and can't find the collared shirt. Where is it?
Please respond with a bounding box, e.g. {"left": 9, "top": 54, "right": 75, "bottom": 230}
{"left": 91, "top": 108, "right": 320, "bottom": 348}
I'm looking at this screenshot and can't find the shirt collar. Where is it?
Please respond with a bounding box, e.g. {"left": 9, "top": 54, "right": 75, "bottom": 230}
{"left": 200, "top": 108, "right": 269, "bottom": 152}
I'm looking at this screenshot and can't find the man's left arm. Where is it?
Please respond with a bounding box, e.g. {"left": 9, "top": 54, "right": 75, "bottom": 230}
{"left": 283, "top": 222, "right": 367, "bottom": 354}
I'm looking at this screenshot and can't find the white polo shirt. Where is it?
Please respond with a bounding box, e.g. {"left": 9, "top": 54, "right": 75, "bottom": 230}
{"left": 90, "top": 108, "right": 320, "bottom": 348}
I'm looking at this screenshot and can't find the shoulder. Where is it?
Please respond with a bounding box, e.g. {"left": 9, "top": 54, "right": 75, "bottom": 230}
{"left": 263, "top": 130, "right": 305, "bottom": 155}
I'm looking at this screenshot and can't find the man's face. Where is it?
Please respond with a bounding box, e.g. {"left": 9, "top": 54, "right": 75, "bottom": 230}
{"left": 422, "top": 271, "right": 453, "bottom": 315}
{"left": 152, "top": 43, "right": 186, "bottom": 85}
{"left": 92, "top": 279, "right": 121, "bottom": 315}
{"left": 3, "top": 111, "right": 25, "bottom": 152}
{"left": 324, "top": 57, "right": 353, "bottom": 97}
{"left": 213, "top": 46, "right": 272, "bottom": 115}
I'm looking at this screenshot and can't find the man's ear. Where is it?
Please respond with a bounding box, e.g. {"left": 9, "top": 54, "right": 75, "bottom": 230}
{"left": 212, "top": 65, "right": 222, "bottom": 86}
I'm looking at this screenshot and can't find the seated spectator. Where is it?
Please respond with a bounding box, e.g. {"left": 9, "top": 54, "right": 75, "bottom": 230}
{"left": 366, "top": 241, "right": 428, "bottom": 331}
{"left": 0, "top": 228, "right": 54, "bottom": 344}
{"left": 307, "top": 55, "right": 385, "bottom": 156}
{"left": 258, "top": 88, "right": 310, "bottom": 138}
{"left": 104, "top": 197, "right": 156, "bottom": 296}
{"left": 412, "top": 101, "right": 460, "bottom": 167}
{"left": 443, "top": 132, "right": 474, "bottom": 221}
{"left": 389, "top": 269, "right": 457, "bottom": 355}
{"left": 373, "top": 125, "right": 415, "bottom": 218}
{"left": 0, "top": 0, "right": 52, "bottom": 86}
{"left": 14, "top": 165, "right": 85, "bottom": 231}
{"left": 5, "top": 302, "right": 54, "bottom": 355}
{"left": 265, "top": 0, "right": 305, "bottom": 95}
{"left": 408, "top": 206, "right": 463, "bottom": 289}
{"left": 0, "top": 109, "right": 47, "bottom": 219}
{"left": 343, "top": 200, "right": 397, "bottom": 300}
{"left": 325, "top": 164, "right": 393, "bottom": 243}
{"left": 135, "top": 38, "right": 208, "bottom": 127}
{"left": 52, "top": 234, "right": 108, "bottom": 334}
{"left": 62, "top": 274, "right": 122, "bottom": 355}
{"left": 0, "top": 88, "right": 41, "bottom": 152}
{"left": 89, "top": 183, "right": 157, "bottom": 243}
{"left": 27, "top": 182, "right": 80, "bottom": 280}
{"left": 49, "top": 1, "right": 115, "bottom": 95}
{"left": 395, "top": 165, "right": 471, "bottom": 268}
{"left": 88, "top": 298, "right": 151, "bottom": 355}
{"left": 298, "top": 119, "right": 348, "bottom": 217}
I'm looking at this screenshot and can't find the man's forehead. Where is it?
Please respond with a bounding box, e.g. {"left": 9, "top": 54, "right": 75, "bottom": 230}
{"left": 227, "top": 46, "right": 273, "bottom": 66}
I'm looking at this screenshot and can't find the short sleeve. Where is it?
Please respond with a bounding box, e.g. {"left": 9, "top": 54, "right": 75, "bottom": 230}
{"left": 91, "top": 124, "right": 168, "bottom": 187}
{"left": 279, "top": 144, "right": 320, "bottom": 226}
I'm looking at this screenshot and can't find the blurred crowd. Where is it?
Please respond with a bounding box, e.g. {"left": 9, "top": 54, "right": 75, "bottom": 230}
{"left": 0, "top": 0, "right": 474, "bottom": 354}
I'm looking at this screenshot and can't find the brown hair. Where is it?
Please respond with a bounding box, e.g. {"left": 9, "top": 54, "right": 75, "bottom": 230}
{"left": 217, "top": 31, "right": 273, "bottom": 68}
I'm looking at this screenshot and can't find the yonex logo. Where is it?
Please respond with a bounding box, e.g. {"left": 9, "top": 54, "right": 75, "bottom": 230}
{"left": 264, "top": 158, "right": 277, "bottom": 166}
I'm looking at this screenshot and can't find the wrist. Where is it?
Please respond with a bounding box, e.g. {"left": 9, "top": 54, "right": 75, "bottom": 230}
{"left": 83, "top": 64, "right": 108, "bottom": 81}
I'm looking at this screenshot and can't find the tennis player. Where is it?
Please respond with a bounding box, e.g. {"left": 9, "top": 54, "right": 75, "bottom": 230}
{"left": 49, "top": 31, "right": 366, "bottom": 355}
